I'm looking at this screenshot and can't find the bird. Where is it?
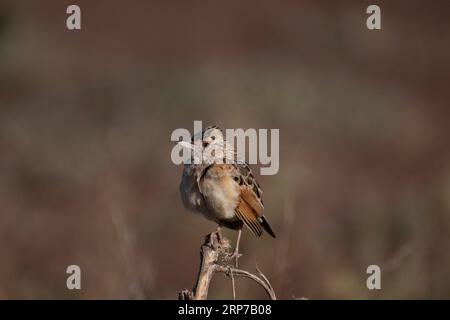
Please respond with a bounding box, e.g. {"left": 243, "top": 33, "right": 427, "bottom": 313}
{"left": 178, "top": 125, "right": 276, "bottom": 261}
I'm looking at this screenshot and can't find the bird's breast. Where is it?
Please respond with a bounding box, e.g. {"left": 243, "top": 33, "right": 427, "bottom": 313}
{"left": 200, "top": 173, "right": 240, "bottom": 221}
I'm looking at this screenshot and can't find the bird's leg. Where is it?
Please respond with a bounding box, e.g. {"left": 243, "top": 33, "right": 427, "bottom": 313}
{"left": 228, "top": 229, "right": 243, "bottom": 267}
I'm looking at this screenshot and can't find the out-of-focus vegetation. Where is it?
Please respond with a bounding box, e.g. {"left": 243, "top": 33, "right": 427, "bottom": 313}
{"left": 1, "top": 1, "right": 449, "bottom": 299}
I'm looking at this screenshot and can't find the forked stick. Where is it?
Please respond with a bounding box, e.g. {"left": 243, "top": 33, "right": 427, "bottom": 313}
{"left": 178, "top": 231, "right": 276, "bottom": 300}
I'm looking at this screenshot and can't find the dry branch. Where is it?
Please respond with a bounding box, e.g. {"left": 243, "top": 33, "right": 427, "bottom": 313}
{"left": 178, "top": 231, "right": 276, "bottom": 300}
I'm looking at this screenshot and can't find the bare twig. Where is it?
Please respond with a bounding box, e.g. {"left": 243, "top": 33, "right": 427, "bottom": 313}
{"left": 215, "top": 265, "right": 277, "bottom": 300}
{"left": 230, "top": 268, "right": 236, "bottom": 300}
{"left": 178, "top": 231, "right": 276, "bottom": 300}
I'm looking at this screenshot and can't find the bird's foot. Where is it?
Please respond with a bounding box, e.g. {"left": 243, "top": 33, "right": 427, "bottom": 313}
{"left": 226, "top": 248, "right": 242, "bottom": 268}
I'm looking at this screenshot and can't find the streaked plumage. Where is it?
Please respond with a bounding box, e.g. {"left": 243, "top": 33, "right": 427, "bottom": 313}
{"left": 179, "top": 126, "right": 276, "bottom": 249}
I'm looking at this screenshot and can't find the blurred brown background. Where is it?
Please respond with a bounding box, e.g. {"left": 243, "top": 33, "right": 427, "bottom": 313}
{"left": 1, "top": 0, "right": 450, "bottom": 299}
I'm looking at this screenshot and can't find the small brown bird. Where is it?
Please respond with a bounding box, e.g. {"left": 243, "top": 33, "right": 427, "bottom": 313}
{"left": 179, "top": 125, "right": 276, "bottom": 259}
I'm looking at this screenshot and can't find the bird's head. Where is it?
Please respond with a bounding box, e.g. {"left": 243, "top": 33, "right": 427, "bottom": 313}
{"left": 178, "top": 125, "right": 233, "bottom": 165}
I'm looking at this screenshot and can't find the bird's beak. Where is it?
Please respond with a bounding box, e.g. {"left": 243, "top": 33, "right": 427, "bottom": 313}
{"left": 177, "top": 141, "right": 194, "bottom": 150}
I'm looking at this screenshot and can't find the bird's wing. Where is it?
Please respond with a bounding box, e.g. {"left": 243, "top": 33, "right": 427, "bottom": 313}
{"left": 235, "top": 162, "right": 264, "bottom": 204}
{"left": 235, "top": 185, "right": 264, "bottom": 236}
{"left": 232, "top": 162, "right": 265, "bottom": 237}
{"left": 233, "top": 162, "right": 276, "bottom": 238}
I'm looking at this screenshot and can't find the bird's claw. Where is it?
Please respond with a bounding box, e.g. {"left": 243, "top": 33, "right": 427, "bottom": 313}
{"left": 227, "top": 250, "right": 242, "bottom": 267}
{"left": 228, "top": 251, "right": 242, "bottom": 259}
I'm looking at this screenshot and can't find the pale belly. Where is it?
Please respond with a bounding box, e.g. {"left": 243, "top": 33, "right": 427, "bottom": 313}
{"left": 180, "top": 170, "right": 239, "bottom": 223}
{"left": 200, "top": 176, "right": 239, "bottom": 221}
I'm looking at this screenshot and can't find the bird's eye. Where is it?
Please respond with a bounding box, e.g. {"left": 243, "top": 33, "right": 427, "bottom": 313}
{"left": 211, "top": 136, "right": 216, "bottom": 140}
{"left": 203, "top": 142, "right": 209, "bottom": 148}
